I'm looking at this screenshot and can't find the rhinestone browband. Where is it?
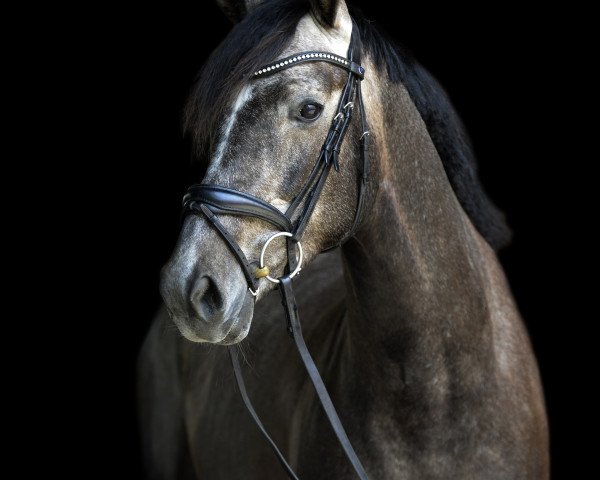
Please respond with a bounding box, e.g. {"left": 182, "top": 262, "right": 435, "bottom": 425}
{"left": 253, "top": 50, "right": 365, "bottom": 79}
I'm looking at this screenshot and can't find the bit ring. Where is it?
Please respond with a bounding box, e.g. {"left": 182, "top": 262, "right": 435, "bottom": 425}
{"left": 259, "top": 232, "right": 303, "bottom": 284}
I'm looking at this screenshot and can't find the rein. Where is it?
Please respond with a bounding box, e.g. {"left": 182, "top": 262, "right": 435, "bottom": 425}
{"left": 182, "top": 22, "right": 370, "bottom": 480}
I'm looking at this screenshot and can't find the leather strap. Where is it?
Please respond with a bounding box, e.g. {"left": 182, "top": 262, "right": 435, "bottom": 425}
{"left": 226, "top": 277, "right": 371, "bottom": 480}
{"left": 286, "top": 71, "right": 359, "bottom": 241}
{"left": 229, "top": 347, "right": 300, "bottom": 480}
{"left": 253, "top": 50, "right": 364, "bottom": 79}
{"left": 279, "top": 275, "right": 369, "bottom": 479}
{"left": 188, "top": 202, "right": 259, "bottom": 293}
{"left": 184, "top": 185, "right": 292, "bottom": 232}
{"left": 324, "top": 25, "right": 370, "bottom": 249}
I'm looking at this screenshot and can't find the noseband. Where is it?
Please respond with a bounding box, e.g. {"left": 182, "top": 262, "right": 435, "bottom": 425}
{"left": 182, "top": 23, "right": 370, "bottom": 480}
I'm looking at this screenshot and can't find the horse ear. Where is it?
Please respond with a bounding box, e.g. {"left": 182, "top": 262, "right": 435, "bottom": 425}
{"left": 309, "top": 0, "right": 351, "bottom": 30}
{"left": 215, "top": 0, "right": 263, "bottom": 23}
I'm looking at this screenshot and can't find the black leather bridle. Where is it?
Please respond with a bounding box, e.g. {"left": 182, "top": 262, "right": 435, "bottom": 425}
{"left": 182, "top": 22, "right": 370, "bottom": 480}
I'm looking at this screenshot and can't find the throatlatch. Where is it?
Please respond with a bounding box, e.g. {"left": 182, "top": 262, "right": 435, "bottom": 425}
{"left": 182, "top": 21, "right": 370, "bottom": 480}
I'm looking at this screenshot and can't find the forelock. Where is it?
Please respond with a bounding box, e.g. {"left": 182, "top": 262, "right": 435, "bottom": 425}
{"left": 183, "top": 0, "right": 310, "bottom": 160}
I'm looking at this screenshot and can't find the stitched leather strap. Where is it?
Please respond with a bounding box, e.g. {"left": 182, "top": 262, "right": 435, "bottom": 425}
{"left": 184, "top": 185, "right": 292, "bottom": 232}
{"left": 279, "top": 276, "right": 370, "bottom": 480}
{"left": 286, "top": 69, "right": 359, "bottom": 241}
{"left": 227, "top": 276, "right": 370, "bottom": 480}
{"left": 187, "top": 202, "right": 259, "bottom": 292}
{"left": 253, "top": 50, "right": 364, "bottom": 79}
{"left": 229, "top": 347, "right": 300, "bottom": 480}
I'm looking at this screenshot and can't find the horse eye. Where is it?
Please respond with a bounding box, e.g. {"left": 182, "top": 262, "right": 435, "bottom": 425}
{"left": 299, "top": 103, "right": 322, "bottom": 121}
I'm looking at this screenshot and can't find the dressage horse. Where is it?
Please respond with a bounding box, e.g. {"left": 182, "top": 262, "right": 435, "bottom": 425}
{"left": 138, "top": 0, "right": 549, "bottom": 478}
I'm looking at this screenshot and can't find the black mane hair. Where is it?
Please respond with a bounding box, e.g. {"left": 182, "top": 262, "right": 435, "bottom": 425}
{"left": 184, "top": 0, "right": 511, "bottom": 251}
{"left": 353, "top": 15, "right": 512, "bottom": 250}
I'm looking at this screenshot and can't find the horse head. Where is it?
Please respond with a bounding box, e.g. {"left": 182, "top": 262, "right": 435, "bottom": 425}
{"left": 160, "top": 0, "right": 368, "bottom": 344}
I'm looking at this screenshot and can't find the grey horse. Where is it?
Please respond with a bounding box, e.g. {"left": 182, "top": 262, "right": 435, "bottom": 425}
{"left": 138, "top": 0, "right": 549, "bottom": 478}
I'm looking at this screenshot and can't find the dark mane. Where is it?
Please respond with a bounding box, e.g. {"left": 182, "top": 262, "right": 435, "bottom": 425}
{"left": 184, "top": 1, "right": 511, "bottom": 251}
{"left": 353, "top": 14, "right": 512, "bottom": 250}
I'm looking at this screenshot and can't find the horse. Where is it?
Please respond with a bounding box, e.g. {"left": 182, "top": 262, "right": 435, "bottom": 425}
{"left": 138, "top": 0, "right": 549, "bottom": 478}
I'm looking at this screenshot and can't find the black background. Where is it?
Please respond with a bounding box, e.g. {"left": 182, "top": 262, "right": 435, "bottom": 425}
{"left": 55, "top": 1, "right": 579, "bottom": 478}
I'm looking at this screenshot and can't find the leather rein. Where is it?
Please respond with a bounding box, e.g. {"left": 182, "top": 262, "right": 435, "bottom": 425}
{"left": 182, "top": 23, "right": 370, "bottom": 480}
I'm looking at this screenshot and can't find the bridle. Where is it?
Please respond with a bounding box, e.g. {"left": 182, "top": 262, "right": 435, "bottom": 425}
{"left": 182, "top": 22, "right": 370, "bottom": 480}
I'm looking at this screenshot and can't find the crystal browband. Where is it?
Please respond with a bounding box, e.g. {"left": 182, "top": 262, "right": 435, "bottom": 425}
{"left": 253, "top": 50, "right": 365, "bottom": 79}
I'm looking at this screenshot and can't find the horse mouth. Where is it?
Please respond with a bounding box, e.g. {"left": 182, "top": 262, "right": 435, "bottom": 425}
{"left": 216, "top": 319, "right": 251, "bottom": 345}
{"left": 169, "top": 288, "right": 255, "bottom": 345}
{"left": 217, "top": 289, "right": 255, "bottom": 344}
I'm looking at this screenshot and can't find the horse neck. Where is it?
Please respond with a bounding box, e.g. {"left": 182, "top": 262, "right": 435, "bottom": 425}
{"left": 340, "top": 65, "right": 504, "bottom": 392}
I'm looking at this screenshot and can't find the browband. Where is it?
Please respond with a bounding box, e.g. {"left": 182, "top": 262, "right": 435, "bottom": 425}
{"left": 253, "top": 50, "right": 365, "bottom": 79}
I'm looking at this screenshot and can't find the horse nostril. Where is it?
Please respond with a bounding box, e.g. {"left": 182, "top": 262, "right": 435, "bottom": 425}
{"left": 190, "top": 276, "right": 224, "bottom": 320}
